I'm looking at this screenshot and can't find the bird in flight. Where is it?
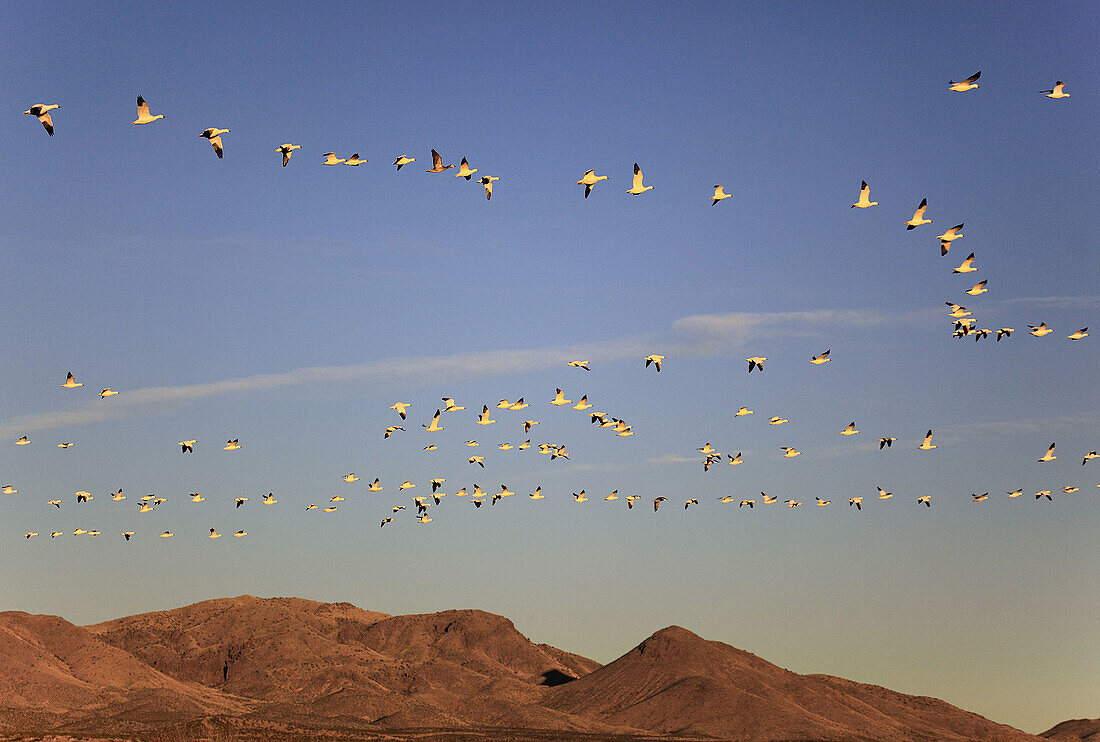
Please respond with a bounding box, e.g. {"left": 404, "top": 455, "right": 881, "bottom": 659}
{"left": 568, "top": 360, "right": 590, "bottom": 371}
{"left": 780, "top": 446, "right": 802, "bottom": 458}
{"left": 809, "top": 350, "right": 831, "bottom": 365}
{"left": 23, "top": 103, "right": 61, "bottom": 135}
{"left": 626, "top": 163, "right": 653, "bottom": 195}
{"left": 839, "top": 422, "right": 859, "bottom": 436}
{"left": 918, "top": 430, "right": 936, "bottom": 450}
{"left": 179, "top": 440, "right": 196, "bottom": 453}
{"left": 199, "top": 128, "right": 230, "bottom": 158}
{"left": 132, "top": 95, "right": 164, "bottom": 125}
{"left": 851, "top": 181, "right": 878, "bottom": 209}
{"left": 224, "top": 439, "right": 241, "bottom": 450}
{"left": 746, "top": 357, "right": 766, "bottom": 373}
{"left": 877, "top": 487, "right": 893, "bottom": 499}
{"left": 442, "top": 397, "right": 466, "bottom": 412}
{"left": 478, "top": 175, "right": 499, "bottom": 200}
{"left": 476, "top": 405, "right": 497, "bottom": 425}
{"left": 1067, "top": 328, "right": 1088, "bottom": 341}
{"left": 425, "top": 149, "right": 454, "bottom": 173}
{"left": 14, "top": 436, "right": 30, "bottom": 446}
{"left": 62, "top": 372, "right": 83, "bottom": 388}
{"left": 322, "top": 152, "right": 346, "bottom": 166}
{"left": 953, "top": 252, "right": 978, "bottom": 273}
{"left": 577, "top": 169, "right": 610, "bottom": 198}
{"left": 454, "top": 157, "right": 478, "bottom": 180}
{"left": 849, "top": 497, "right": 863, "bottom": 510}
{"left": 965, "top": 280, "right": 988, "bottom": 296}
{"left": 879, "top": 437, "right": 896, "bottom": 449}
{"left": 1039, "top": 81, "right": 1070, "bottom": 99}
{"left": 653, "top": 497, "right": 667, "bottom": 512}
{"left": 645, "top": 354, "right": 664, "bottom": 372}
{"left": 711, "top": 185, "right": 732, "bottom": 206}
{"left": 99, "top": 388, "right": 119, "bottom": 398}
{"left": 769, "top": 416, "right": 789, "bottom": 425}
{"left": 1037, "top": 443, "right": 1057, "bottom": 463}
{"left": 393, "top": 155, "right": 415, "bottom": 171}
{"left": 948, "top": 70, "right": 981, "bottom": 92}
{"left": 344, "top": 153, "right": 367, "bottom": 166}
{"left": 1029, "top": 323, "right": 1054, "bottom": 337}
{"left": 905, "top": 198, "right": 932, "bottom": 229}
{"left": 936, "top": 224, "right": 964, "bottom": 255}
{"left": 390, "top": 402, "right": 412, "bottom": 420}
{"left": 423, "top": 409, "right": 445, "bottom": 432}
{"left": 917, "top": 496, "right": 932, "bottom": 507}
{"left": 383, "top": 426, "right": 405, "bottom": 439}
{"left": 735, "top": 406, "right": 754, "bottom": 417}
{"left": 275, "top": 143, "right": 301, "bottom": 166}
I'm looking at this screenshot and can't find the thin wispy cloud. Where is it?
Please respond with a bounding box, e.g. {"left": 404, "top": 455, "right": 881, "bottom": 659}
{"left": 0, "top": 305, "right": 964, "bottom": 439}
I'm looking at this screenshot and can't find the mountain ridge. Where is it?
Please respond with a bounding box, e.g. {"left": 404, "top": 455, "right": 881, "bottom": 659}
{"left": 0, "top": 596, "right": 1050, "bottom": 741}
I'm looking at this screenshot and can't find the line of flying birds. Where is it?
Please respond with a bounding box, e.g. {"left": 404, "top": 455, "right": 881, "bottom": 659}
{"left": 20, "top": 73, "right": 1070, "bottom": 203}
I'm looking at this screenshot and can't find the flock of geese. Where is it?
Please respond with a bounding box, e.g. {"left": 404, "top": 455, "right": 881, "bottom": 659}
{"left": 20, "top": 74, "right": 1071, "bottom": 204}
{"left": 12, "top": 72, "right": 1094, "bottom": 541}
{"left": 10, "top": 355, "right": 1098, "bottom": 540}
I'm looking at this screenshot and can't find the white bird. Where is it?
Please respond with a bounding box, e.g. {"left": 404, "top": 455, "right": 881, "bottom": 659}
{"left": 476, "top": 405, "right": 496, "bottom": 425}
{"left": 1040, "top": 81, "right": 1069, "bottom": 99}
{"left": 344, "top": 473, "right": 359, "bottom": 483}
{"left": 996, "top": 328, "right": 1014, "bottom": 342}
{"left": 454, "top": 157, "right": 478, "bottom": 180}
{"left": 849, "top": 497, "right": 863, "bottom": 510}
{"left": 568, "top": 360, "right": 590, "bottom": 371}
{"left": 322, "top": 152, "right": 346, "bottom": 166}
{"left": 1067, "top": 328, "right": 1088, "bottom": 341}
{"left": 769, "top": 416, "right": 789, "bottom": 426}
{"left": 761, "top": 493, "right": 778, "bottom": 504}
{"left": 645, "top": 354, "right": 664, "bottom": 372}
{"left": 209, "top": 528, "right": 222, "bottom": 539}
{"left": 234, "top": 497, "right": 248, "bottom": 508}
{"left": 905, "top": 198, "right": 932, "bottom": 229}
{"left": 727, "top": 452, "right": 743, "bottom": 465}
{"left": 393, "top": 155, "right": 415, "bottom": 170}
{"left": 937, "top": 224, "right": 964, "bottom": 255}
{"left": 953, "top": 252, "right": 978, "bottom": 273}
{"left": 263, "top": 492, "right": 277, "bottom": 505}
{"left": 14, "top": 436, "right": 30, "bottom": 446}
{"left": 918, "top": 430, "right": 936, "bottom": 450}
{"left": 879, "top": 437, "right": 896, "bottom": 449}
{"left": 199, "top": 128, "right": 230, "bottom": 158}
{"left": 626, "top": 163, "right": 653, "bottom": 195}
{"left": 390, "top": 402, "right": 412, "bottom": 420}
{"left": 423, "top": 409, "right": 445, "bottom": 432}
{"left": 442, "top": 397, "right": 465, "bottom": 412}
{"left": 62, "top": 372, "right": 83, "bottom": 388}
{"left": 179, "top": 439, "right": 197, "bottom": 453}
{"left": 1084, "top": 451, "right": 1098, "bottom": 466}
{"left": 344, "top": 153, "right": 367, "bottom": 166}
{"left": 2, "top": 485, "right": 16, "bottom": 494}
{"left": 190, "top": 493, "right": 205, "bottom": 502}
{"left": 965, "top": 280, "right": 988, "bottom": 296}
{"left": 815, "top": 497, "right": 831, "bottom": 507}
{"left": 917, "top": 496, "right": 932, "bottom": 507}
{"left": 224, "top": 438, "right": 241, "bottom": 450}
{"left": 810, "top": 350, "right": 831, "bottom": 365}
{"left": 711, "top": 185, "right": 732, "bottom": 206}
{"left": 948, "top": 70, "right": 981, "bottom": 92}
{"left": 132, "top": 95, "right": 164, "bottom": 125}
{"left": 1038, "top": 442, "right": 1057, "bottom": 463}
{"left": 851, "top": 181, "right": 878, "bottom": 209}
{"left": 383, "top": 426, "right": 404, "bottom": 439}
{"left": 839, "top": 422, "right": 859, "bottom": 436}
{"left": 1029, "top": 323, "right": 1054, "bottom": 337}
{"left": 877, "top": 487, "right": 893, "bottom": 500}
{"left": 24, "top": 104, "right": 61, "bottom": 135}
{"left": 785, "top": 499, "right": 802, "bottom": 508}
{"left": 479, "top": 175, "right": 499, "bottom": 200}
{"left": 99, "top": 388, "right": 119, "bottom": 398}
{"left": 275, "top": 143, "right": 302, "bottom": 166}
{"left": 735, "top": 406, "right": 754, "bottom": 417}
{"left": 780, "top": 446, "right": 802, "bottom": 458}
{"left": 746, "top": 357, "right": 766, "bottom": 373}
{"left": 578, "top": 169, "right": 610, "bottom": 198}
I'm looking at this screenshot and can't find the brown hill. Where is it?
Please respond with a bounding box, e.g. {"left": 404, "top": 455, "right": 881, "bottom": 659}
{"left": 545, "top": 624, "right": 1040, "bottom": 742}
{"left": 1042, "top": 718, "right": 1100, "bottom": 741}
{"left": 88, "top": 595, "right": 605, "bottom": 731}
{"left": 0, "top": 610, "right": 247, "bottom": 734}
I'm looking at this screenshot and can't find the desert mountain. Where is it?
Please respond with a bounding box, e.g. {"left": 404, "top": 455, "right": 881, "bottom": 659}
{"left": 0, "top": 610, "right": 247, "bottom": 734}
{"left": 546, "top": 624, "right": 1039, "bottom": 742}
{"left": 1042, "top": 718, "right": 1100, "bottom": 741}
{"left": 0, "top": 597, "right": 1051, "bottom": 741}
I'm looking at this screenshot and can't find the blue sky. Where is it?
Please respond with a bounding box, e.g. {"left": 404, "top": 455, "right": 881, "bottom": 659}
{"left": 1, "top": 1, "right": 1097, "bottom": 734}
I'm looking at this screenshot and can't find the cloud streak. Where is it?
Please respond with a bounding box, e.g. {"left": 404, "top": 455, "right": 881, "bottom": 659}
{"left": 0, "top": 305, "right": 946, "bottom": 439}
